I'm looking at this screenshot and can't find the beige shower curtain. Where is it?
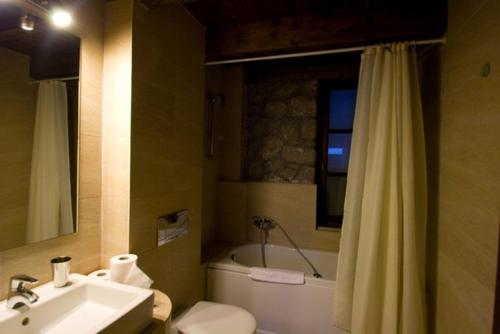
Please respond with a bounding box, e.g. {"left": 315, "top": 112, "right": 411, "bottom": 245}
{"left": 27, "top": 81, "right": 73, "bottom": 243}
{"left": 333, "top": 43, "right": 427, "bottom": 334}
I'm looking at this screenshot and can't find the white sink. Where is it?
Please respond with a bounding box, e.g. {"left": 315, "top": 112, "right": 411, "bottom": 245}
{"left": 0, "top": 273, "right": 154, "bottom": 334}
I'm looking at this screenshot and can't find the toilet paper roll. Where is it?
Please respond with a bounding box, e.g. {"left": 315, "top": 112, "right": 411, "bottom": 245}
{"left": 88, "top": 269, "right": 110, "bottom": 281}
{"left": 110, "top": 254, "right": 138, "bottom": 283}
{"left": 109, "top": 254, "right": 153, "bottom": 289}
{"left": 126, "top": 263, "right": 154, "bottom": 289}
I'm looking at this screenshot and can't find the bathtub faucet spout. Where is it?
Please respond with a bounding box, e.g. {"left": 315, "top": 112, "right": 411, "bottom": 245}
{"left": 252, "top": 216, "right": 276, "bottom": 232}
{"left": 252, "top": 215, "right": 323, "bottom": 279}
{"left": 252, "top": 216, "right": 276, "bottom": 268}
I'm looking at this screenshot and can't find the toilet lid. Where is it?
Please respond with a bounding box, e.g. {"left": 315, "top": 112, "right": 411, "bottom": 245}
{"left": 176, "top": 301, "right": 256, "bottom": 334}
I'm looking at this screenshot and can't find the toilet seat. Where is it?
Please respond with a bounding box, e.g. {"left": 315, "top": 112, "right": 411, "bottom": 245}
{"left": 174, "top": 301, "right": 256, "bottom": 334}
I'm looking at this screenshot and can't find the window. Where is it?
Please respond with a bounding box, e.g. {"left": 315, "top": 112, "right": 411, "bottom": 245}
{"left": 317, "top": 81, "right": 357, "bottom": 228}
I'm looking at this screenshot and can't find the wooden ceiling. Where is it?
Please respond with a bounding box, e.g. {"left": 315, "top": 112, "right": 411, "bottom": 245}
{"left": 138, "top": 0, "right": 447, "bottom": 26}
{"left": 176, "top": 0, "right": 447, "bottom": 62}
{"left": 1, "top": 1, "right": 446, "bottom": 68}
{"left": 184, "top": 0, "right": 361, "bottom": 26}
{"left": 183, "top": 0, "right": 443, "bottom": 26}
{"left": 0, "top": 3, "right": 80, "bottom": 79}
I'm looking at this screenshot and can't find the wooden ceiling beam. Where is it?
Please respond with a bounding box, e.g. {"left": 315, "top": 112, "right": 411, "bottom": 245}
{"left": 205, "top": 7, "right": 446, "bottom": 61}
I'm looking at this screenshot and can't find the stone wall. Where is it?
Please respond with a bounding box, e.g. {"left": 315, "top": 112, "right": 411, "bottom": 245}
{"left": 244, "top": 80, "right": 317, "bottom": 183}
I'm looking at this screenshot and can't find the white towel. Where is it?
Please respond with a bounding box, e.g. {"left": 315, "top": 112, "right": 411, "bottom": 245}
{"left": 250, "top": 267, "right": 305, "bottom": 285}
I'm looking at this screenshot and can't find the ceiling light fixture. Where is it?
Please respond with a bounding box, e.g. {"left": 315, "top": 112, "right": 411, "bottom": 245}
{"left": 21, "top": 14, "right": 35, "bottom": 31}
{"left": 50, "top": 8, "right": 72, "bottom": 28}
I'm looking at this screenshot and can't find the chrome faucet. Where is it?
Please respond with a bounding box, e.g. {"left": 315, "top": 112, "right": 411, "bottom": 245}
{"left": 252, "top": 215, "right": 323, "bottom": 278}
{"left": 6, "top": 274, "right": 39, "bottom": 309}
{"left": 252, "top": 216, "right": 276, "bottom": 232}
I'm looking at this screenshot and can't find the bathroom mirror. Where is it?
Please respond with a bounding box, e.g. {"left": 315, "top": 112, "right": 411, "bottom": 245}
{"left": 0, "top": 3, "right": 80, "bottom": 251}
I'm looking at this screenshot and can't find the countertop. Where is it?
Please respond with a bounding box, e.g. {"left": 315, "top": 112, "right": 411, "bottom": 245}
{"left": 141, "top": 289, "right": 172, "bottom": 334}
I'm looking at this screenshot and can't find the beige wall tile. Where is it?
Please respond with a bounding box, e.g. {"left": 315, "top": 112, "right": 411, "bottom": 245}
{"left": 129, "top": 2, "right": 205, "bottom": 310}
{"left": 100, "top": 0, "right": 133, "bottom": 266}
{"left": 202, "top": 159, "right": 218, "bottom": 247}
{"left": 215, "top": 182, "right": 248, "bottom": 244}
{"left": 202, "top": 66, "right": 244, "bottom": 249}
{"left": 129, "top": 193, "right": 202, "bottom": 254}
{"left": 102, "top": 136, "right": 131, "bottom": 199}
{"left": 101, "top": 196, "right": 130, "bottom": 262}
{"left": 79, "top": 134, "right": 101, "bottom": 200}
{"left": 214, "top": 181, "right": 341, "bottom": 251}
{"left": 218, "top": 66, "right": 244, "bottom": 181}
{"left": 202, "top": 67, "right": 223, "bottom": 247}
{"left": 245, "top": 182, "right": 341, "bottom": 252}
{"left": 101, "top": 0, "right": 132, "bottom": 140}
{"left": 0, "top": 48, "right": 36, "bottom": 251}
{"left": 429, "top": 0, "right": 500, "bottom": 332}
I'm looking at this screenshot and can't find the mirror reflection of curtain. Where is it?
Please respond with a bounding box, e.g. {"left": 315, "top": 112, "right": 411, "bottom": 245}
{"left": 27, "top": 81, "right": 73, "bottom": 243}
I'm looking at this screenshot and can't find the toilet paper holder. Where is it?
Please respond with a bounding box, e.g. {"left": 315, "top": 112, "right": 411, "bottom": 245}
{"left": 157, "top": 209, "right": 189, "bottom": 246}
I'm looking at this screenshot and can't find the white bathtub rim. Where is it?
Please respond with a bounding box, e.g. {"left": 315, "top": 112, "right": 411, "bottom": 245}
{"left": 208, "top": 243, "right": 337, "bottom": 288}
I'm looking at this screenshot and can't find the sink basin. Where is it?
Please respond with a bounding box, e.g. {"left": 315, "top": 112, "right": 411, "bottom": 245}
{"left": 0, "top": 273, "right": 154, "bottom": 334}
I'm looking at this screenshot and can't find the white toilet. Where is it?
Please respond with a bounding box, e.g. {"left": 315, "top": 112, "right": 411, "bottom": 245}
{"left": 170, "top": 301, "right": 257, "bottom": 334}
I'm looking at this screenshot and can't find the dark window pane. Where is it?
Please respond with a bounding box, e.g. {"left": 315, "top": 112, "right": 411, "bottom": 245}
{"left": 329, "top": 90, "right": 356, "bottom": 129}
{"left": 328, "top": 133, "right": 352, "bottom": 173}
{"left": 326, "top": 176, "right": 347, "bottom": 216}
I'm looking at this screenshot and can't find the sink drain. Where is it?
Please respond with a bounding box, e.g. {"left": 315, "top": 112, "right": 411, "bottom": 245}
{"left": 22, "top": 317, "right": 29, "bottom": 326}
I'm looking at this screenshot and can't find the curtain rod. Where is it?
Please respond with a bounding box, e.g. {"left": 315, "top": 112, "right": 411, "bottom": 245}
{"left": 205, "top": 37, "right": 446, "bottom": 66}
{"left": 30, "top": 76, "right": 79, "bottom": 84}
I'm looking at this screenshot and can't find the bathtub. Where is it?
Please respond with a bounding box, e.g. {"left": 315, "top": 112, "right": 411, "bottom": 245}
{"left": 207, "top": 243, "right": 347, "bottom": 334}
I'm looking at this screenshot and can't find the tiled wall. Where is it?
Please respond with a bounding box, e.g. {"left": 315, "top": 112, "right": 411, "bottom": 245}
{"left": 246, "top": 182, "right": 340, "bottom": 251}
{"left": 203, "top": 66, "right": 244, "bottom": 248}
{"left": 100, "top": 0, "right": 133, "bottom": 264}
{"left": 429, "top": 0, "right": 500, "bottom": 332}
{"left": 217, "top": 66, "right": 244, "bottom": 182}
{"left": 215, "top": 181, "right": 341, "bottom": 252}
{"left": 129, "top": 3, "right": 205, "bottom": 309}
{"left": 202, "top": 66, "right": 223, "bottom": 248}
{"left": 215, "top": 182, "right": 247, "bottom": 244}
{"left": 0, "top": 0, "right": 104, "bottom": 299}
{"left": 0, "top": 48, "right": 36, "bottom": 250}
